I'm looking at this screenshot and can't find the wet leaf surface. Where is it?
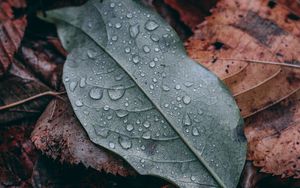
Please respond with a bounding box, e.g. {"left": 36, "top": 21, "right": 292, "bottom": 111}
{"left": 44, "top": 0, "right": 246, "bottom": 187}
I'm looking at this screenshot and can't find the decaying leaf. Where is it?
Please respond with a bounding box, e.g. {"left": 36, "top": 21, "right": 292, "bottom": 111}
{"left": 245, "top": 90, "right": 300, "bottom": 178}
{"left": 43, "top": 0, "right": 246, "bottom": 187}
{"left": 186, "top": 0, "right": 300, "bottom": 118}
{"left": 0, "top": 61, "right": 51, "bottom": 125}
{"left": 164, "top": 0, "right": 217, "bottom": 29}
{"left": 31, "top": 97, "right": 135, "bottom": 176}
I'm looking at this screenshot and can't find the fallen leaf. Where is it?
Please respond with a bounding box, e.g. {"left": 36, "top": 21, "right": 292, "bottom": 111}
{"left": 19, "top": 39, "right": 65, "bottom": 89}
{"left": 164, "top": 0, "right": 217, "bottom": 29}
{"left": 0, "top": 60, "right": 51, "bottom": 125}
{"left": 186, "top": 0, "right": 300, "bottom": 118}
{"left": 43, "top": 0, "right": 246, "bottom": 187}
{"left": 31, "top": 97, "right": 135, "bottom": 176}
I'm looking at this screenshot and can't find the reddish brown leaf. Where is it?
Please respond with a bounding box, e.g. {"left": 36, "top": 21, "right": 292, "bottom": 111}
{"left": 0, "top": 60, "right": 51, "bottom": 125}
{"left": 186, "top": 0, "right": 300, "bottom": 118}
{"left": 31, "top": 97, "right": 135, "bottom": 177}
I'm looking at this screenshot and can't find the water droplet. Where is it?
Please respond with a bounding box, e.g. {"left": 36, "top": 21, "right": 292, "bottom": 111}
{"left": 75, "top": 100, "right": 83, "bottom": 107}
{"left": 145, "top": 20, "right": 159, "bottom": 31}
{"left": 88, "top": 22, "right": 92, "bottom": 28}
{"left": 143, "top": 121, "right": 151, "bottom": 128}
{"left": 184, "top": 82, "right": 194, "bottom": 87}
{"left": 126, "top": 13, "right": 133, "bottom": 18}
{"left": 175, "top": 84, "right": 181, "bottom": 90}
{"left": 104, "top": 105, "right": 110, "bottom": 111}
{"left": 108, "top": 88, "right": 125, "bottom": 100}
{"left": 115, "top": 23, "right": 122, "bottom": 29}
{"left": 110, "top": 2, "right": 115, "bottom": 8}
{"left": 126, "top": 124, "right": 134, "bottom": 132}
{"left": 109, "top": 142, "right": 115, "bottom": 149}
{"left": 183, "top": 113, "right": 192, "bottom": 126}
{"left": 125, "top": 47, "right": 131, "bottom": 53}
{"left": 87, "top": 49, "right": 97, "bottom": 59}
{"left": 79, "top": 77, "right": 86, "bottom": 88}
{"left": 132, "top": 55, "right": 140, "bottom": 64}
{"left": 150, "top": 34, "right": 159, "bottom": 42}
{"left": 111, "top": 36, "right": 118, "bottom": 41}
{"left": 118, "top": 136, "right": 132, "bottom": 150}
{"left": 142, "top": 132, "right": 151, "bottom": 139}
{"left": 116, "top": 109, "right": 129, "bottom": 118}
{"left": 152, "top": 78, "right": 157, "bottom": 83}
{"left": 191, "top": 176, "right": 196, "bottom": 181}
{"left": 89, "top": 87, "right": 103, "bottom": 100}
{"left": 149, "top": 61, "right": 156, "bottom": 68}
{"left": 192, "top": 127, "right": 199, "bottom": 136}
{"left": 183, "top": 96, "right": 191, "bottom": 104}
{"left": 162, "top": 85, "right": 170, "bottom": 91}
{"left": 143, "top": 45, "right": 151, "bottom": 53}
{"left": 69, "top": 81, "right": 77, "bottom": 92}
{"left": 129, "top": 24, "right": 140, "bottom": 38}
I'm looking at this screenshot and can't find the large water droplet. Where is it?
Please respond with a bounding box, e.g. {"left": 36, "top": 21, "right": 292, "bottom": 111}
{"left": 192, "top": 127, "right": 199, "bottom": 136}
{"left": 116, "top": 109, "right": 129, "bottom": 118}
{"left": 75, "top": 100, "right": 83, "bottom": 107}
{"left": 89, "top": 87, "right": 103, "bottom": 100}
{"left": 183, "top": 113, "right": 192, "bottom": 126}
{"left": 183, "top": 96, "right": 191, "bottom": 104}
{"left": 145, "top": 20, "right": 159, "bottom": 31}
{"left": 142, "top": 132, "right": 151, "bottom": 139}
{"left": 126, "top": 124, "right": 134, "bottom": 132}
{"left": 129, "top": 24, "right": 140, "bottom": 38}
{"left": 69, "top": 81, "right": 77, "bottom": 92}
{"left": 108, "top": 88, "right": 125, "bottom": 100}
{"left": 143, "top": 121, "right": 151, "bottom": 128}
{"left": 118, "top": 136, "right": 132, "bottom": 150}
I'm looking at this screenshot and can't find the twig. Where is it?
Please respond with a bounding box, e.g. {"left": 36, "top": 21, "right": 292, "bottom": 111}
{"left": 0, "top": 91, "right": 66, "bottom": 111}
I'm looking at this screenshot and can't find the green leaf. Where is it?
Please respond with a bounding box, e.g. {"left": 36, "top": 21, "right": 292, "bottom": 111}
{"left": 43, "top": 0, "right": 246, "bottom": 187}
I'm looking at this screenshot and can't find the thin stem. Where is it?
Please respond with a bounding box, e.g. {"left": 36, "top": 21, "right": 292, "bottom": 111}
{"left": 0, "top": 91, "right": 66, "bottom": 111}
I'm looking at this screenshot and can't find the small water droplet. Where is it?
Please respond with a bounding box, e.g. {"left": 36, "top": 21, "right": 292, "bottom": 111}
{"left": 109, "top": 142, "right": 115, "bottom": 149}
{"left": 126, "top": 13, "right": 133, "bottom": 18}
{"left": 150, "top": 34, "right": 159, "bottom": 42}
{"left": 143, "top": 121, "right": 151, "bottom": 128}
{"left": 79, "top": 77, "right": 86, "bottom": 88}
{"left": 118, "top": 136, "right": 132, "bottom": 150}
{"left": 191, "top": 176, "right": 196, "bottom": 181}
{"left": 192, "top": 127, "right": 199, "bottom": 136}
{"left": 108, "top": 88, "right": 125, "bottom": 100}
{"left": 88, "top": 22, "right": 92, "bottom": 28}
{"left": 183, "top": 96, "right": 191, "bottom": 104}
{"left": 116, "top": 109, "right": 128, "bottom": 118}
{"left": 145, "top": 20, "right": 159, "bottom": 31}
{"left": 87, "top": 49, "right": 97, "bottom": 59}
{"left": 142, "top": 132, "right": 151, "bottom": 139}
{"left": 125, "top": 47, "right": 131, "bottom": 53}
{"left": 115, "top": 23, "right": 122, "bottom": 29}
{"left": 126, "top": 124, "right": 134, "bottom": 132}
{"left": 149, "top": 61, "right": 156, "bottom": 68}
{"left": 89, "top": 87, "right": 103, "bottom": 100}
{"left": 129, "top": 24, "right": 140, "bottom": 38}
{"left": 175, "top": 84, "right": 181, "bottom": 90}
{"left": 110, "top": 2, "right": 115, "bottom": 8}
{"left": 132, "top": 55, "right": 140, "bottom": 64}
{"left": 162, "top": 85, "right": 170, "bottom": 91}
{"left": 69, "top": 81, "right": 77, "bottom": 92}
{"left": 75, "top": 100, "right": 83, "bottom": 107}
{"left": 183, "top": 113, "right": 192, "bottom": 126}
{"left": 104, "top": 105, "right": 110, "bottom": 111}
{"left": 143, "top": 45, "right": 151, "bottom": 53}
{"left": 184, "top": 82, "right": 194, "bottom": 87}
{"left": 152, "top": 78, "right": 157, "bottom": 83}
{"left": 111, "top": 36, "right": 118, "bottom": 41}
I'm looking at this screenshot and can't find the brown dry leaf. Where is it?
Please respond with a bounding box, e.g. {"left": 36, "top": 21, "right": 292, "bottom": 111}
{"left": 31, "top": 97, "right": 135, "bottom": 177}
{"left": 164, "top": 0, "right": 217, "bottom": 29}
{"left": 186, "top": 0, "right": 300, "bottom": 118}
{"left": 245, "top": 90, "right": 300, "bottom": 178}
{"left": 0, "top": 0, "right": 27, "bottom": 77}
{"left": 0, "top": 61, "right": 51, "bottom": 125}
